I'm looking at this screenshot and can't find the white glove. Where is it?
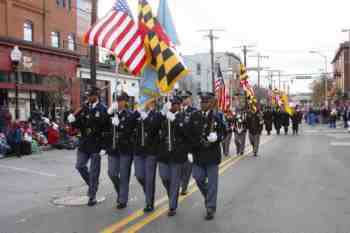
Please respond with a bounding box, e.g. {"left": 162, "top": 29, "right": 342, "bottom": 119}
{"left": 161, "top": 102, "right": 172, "bottom": 116}
{"left": 140, "top": 111, "right": 148, "bottom": 120}
{"left": 108, "top": 102, "right": 118, "bottom": 115}
{"left": 99, "top": 150, "right": 106, "bottom": 156}
{"left": 187, "top": 153, "right": 193, "bottom": 163}
{"left": 42, "top": 117, "right": 50, "bottom": 124}
{"left": 67, "top": 114, "right": 76, "bottom": 123}
{"left": 112, "top": 116, "right": 120, "bottom": 126}
{"left": 166, "top": 111, "right": 176, "bottom": 122}
{"left": 207, "top": 132, "right": 218, "bottom": 143}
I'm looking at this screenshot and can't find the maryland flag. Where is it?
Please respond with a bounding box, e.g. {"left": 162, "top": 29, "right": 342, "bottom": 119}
{"left": 138, "top": 0, "right": 188, "bottom": 93}
{"left": 239, "top": 64, "right": 257, "bottom": 112}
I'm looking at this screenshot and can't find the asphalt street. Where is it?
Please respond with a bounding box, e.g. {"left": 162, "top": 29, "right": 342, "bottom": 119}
{"left": 1, "top": 124, "right": 350, "bottom": 233}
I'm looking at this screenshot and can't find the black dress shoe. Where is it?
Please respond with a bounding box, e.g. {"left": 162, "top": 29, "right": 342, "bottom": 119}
{"left": 167, "top": 209, "right": 176, "bottom": 217}
{"left": 205, "top": 209, "right": 215, "bottom": 220}
{"left": 117, "top": 203, "right": 127, "bottom": 209}
{"left": 87, "top": 197, "right": 97, "bottom": 206}
{"left": 180, "top": 190, "right": 188, "bottom": 196}
{"left": 143, "top": 205, "right": 154, "bottom": 213}
{"left": 254, "top": 153, "right": 258, "bottom": 157}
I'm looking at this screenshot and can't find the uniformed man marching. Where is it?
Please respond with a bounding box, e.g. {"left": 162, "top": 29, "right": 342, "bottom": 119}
{"left": 263, "top": 106, "right": 273, "bottom": 135}
{"left": 188, "top": 92, "right": 226, "bottom": 220}
{"left": 178, "top": 90, "right": 197, "bottom": 196}
{"left": 68, "top": 87, "right": 109, "bottom": 206}
{"left": 133, "top": 99, "right": 162, "bottom": 212}
{"left": 106, "top": 92, "right": 137, "bottom": 209}
{"left": 233, "top": 112, "right": 247, "bottom": 156}
{"left": 158, "top": 96, "right": 188, "bottom": 217}
{"left": 246, "top": 107, "right": 264, "bottom": 157}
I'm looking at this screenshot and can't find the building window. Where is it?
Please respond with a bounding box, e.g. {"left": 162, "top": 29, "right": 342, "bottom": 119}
{"left": 67, "top": 33, "right": 75, "bottom": 51}
{"left": 51, "top": 32, "right": 60, "bottom": 48}
{"left": 67, "top": 0, "right": 71, "bottom": 10}
{"left": 196, "top": 63, "right": 201, "bottom": 75}
{"left": 56, "top": 0, "right": 66, "bottom": 8}
{"left": 23, "top": 21, "right": 33, "bottom": 42}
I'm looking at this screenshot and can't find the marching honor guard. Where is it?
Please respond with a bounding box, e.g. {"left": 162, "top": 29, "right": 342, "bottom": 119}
{"left": 263, "top": 106, "right": 273, "bottom": 135}
{"left": 158, "top": 96, "right": 188, "bottom": 217}
{"left": 188, "top": 92, "right": 226, "bottom": 220}
{"left": 133, "top": 99, "right": 162, "bottom": 212}
{"left": 106, "top": 92, "right": 137, "bottom": 209}
{"left": 68, "top": 87, "right": 109, "bottom": 206}
{"left": 246, "top": 108, "right": 264, "bottom": 157}
{"left": 233, "top": 112, "right": 247, "bottom": 156}
{"left": 178, "top": 90, "right": 197, "bottom": 196}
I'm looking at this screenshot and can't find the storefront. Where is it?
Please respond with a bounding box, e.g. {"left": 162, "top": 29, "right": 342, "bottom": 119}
{"left": 0, "top": 37, "right": 79, "bottom": 121}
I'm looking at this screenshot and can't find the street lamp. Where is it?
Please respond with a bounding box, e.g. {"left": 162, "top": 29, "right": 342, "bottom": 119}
{"left": 309, "top": 50, "right": 328, "bottom": 106}
{"left": 10, "top": 46, "right": 22, "bottom": 120}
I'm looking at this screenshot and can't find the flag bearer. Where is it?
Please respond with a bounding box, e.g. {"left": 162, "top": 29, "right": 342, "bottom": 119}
{"left": 68, "top": 87, "right": 109, "bottom": 206}
{"left": 133, "top": 99, "right": 162, "bottom": 212}
{"left": 158, "top": 96, "right": 188, "bottom": 217}
{"left": 106, "top": 92, "right": 137, "bottom": 209}
{"left": 188, "top": 92, "right": 226, "bottom": 220}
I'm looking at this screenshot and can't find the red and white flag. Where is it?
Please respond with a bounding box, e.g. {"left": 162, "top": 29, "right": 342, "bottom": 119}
{"left": 84, "top": 0, "right": 147, "bottom": 75}
{"left": 215, "top": 64, "right": 231, "bottom": 112}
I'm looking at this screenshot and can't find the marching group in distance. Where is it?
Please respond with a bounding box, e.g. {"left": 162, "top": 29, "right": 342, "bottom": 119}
{"left": 67, "top": 86, "right": 303, "bottom": 221}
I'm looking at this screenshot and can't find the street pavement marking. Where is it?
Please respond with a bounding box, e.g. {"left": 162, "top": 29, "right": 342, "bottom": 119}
{"left": 0, "top": 164, "right": 59, "bottom": 178}
{"left": 330, "top": 142, "right": 350, "bottom": 146}
{"left": 101, "top": 137, "right": 273, "bottom": 233}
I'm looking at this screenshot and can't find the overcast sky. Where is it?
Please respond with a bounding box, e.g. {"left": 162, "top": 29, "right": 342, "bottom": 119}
{"left": 98, "top": 0, "right": 350, "bottom": 93}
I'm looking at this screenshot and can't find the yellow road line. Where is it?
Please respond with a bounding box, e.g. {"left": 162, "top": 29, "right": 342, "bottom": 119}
{"left": 121, "top": 137, "right": 273, "bottom": 233}
{"left": 101, "top": 137, "right": 272, "bottom": 233}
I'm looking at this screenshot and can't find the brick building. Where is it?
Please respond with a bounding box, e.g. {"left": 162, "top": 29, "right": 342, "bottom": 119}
{"left": 0, "top": 0, "right": 83, "bottom": 120}
{"left": 332, "top": 42, "right": 350, "bottom": 97}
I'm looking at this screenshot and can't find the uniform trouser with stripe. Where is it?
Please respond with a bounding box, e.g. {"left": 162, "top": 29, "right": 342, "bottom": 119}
{"left": 75, "top": 151, "right": 101, "bottom": 199}
{"left": 107, "top": 154, "right": 133, "bottom": 204}
{"left": 134, "top": 155, "right": 157, "bottom": 206}
{"left": 234, "top": 132, "right": 246, "bottom": 155}
{"left": 249, "top": 133, "right": 260, "bottom": 154}
{"left": 192, "top": 164, "right": 219, "bottom": 210}
{"left": 181, "top": 161, "right": 192, "bottom": 191}
{"left": 159, "top": 162, "right": 182, "bottom": 210}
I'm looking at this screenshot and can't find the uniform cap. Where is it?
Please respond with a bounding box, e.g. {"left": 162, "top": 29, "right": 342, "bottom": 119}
{"left": 116, "top": 92, "right": 129, "bottom": 101}
{"left": 178, "top": 90, "right": 192, "bottom": 99}
{"left": 170, "top": 95, "right": 183, "bottom": 105}
{"left": 86, "top": 86, "right": 100, "bottom": 96}
{"left": 198, "top": 92, "right": 215, "bottom": 102}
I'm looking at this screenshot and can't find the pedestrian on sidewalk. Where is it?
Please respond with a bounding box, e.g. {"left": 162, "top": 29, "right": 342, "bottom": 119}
{"left": 246, "top": 108, "right": 264, "bottom": 157}
{"left": 68, "top": 87, "right": 109, "bottom": 206}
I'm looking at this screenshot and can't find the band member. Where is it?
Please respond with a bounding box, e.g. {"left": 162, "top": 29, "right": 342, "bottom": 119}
{"left": 178, "top": 90, "right": 197, "bottom": 196}
{"left": 133, "top": 99, "right": 162, "bottom": 212}
{"left": 188, "top": 92, "right": 226, "bottom": 220}
{"left": 246, "top": 107, "right": 264, "bottom": 157}
{"left": 106, "top": 92, "right": 137, "bottom": 209}
{"left": 263, "top": 106, "right": 273, "bottom": 135}
{"left": 158, "top": 96, "right": 188, "bottom": 217}
{"left": 233, "top": 112, "right": 247, "bottom": 156}
{"left": 68, "top": 87, "right": 108, "bottom": 206}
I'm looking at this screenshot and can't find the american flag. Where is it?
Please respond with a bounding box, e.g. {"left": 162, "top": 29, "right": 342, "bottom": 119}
{"left": 215, "top": 64, "right": 231, "bottom": 112}
{"left": 84, "top": 0, "right": 147, "bottom": 76}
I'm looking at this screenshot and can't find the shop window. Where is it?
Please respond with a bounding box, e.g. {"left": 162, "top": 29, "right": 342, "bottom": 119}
{"left": 24, "top": 21, "right": 33, "bottom": 42}
{"left": 67, "top": 33, "right": 75, "bottom": 51}
{"left": 51, "top": 32, "right": 60, "bottom": 48}
{"left": 0, "top": 72, "right": 9, "bottom": 82}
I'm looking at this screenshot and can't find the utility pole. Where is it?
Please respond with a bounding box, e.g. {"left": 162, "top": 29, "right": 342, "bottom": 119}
{"left": 233, "top": 45, "right": 256, "bottom": 67}
{"left": 250, "top": 53, "right": 269, "bottom": 88}
{"left": 90, "top": 0, "right": 98, "bottom": 87}
{"left": 198, "top": 29, "right": 225, "bottom": 92}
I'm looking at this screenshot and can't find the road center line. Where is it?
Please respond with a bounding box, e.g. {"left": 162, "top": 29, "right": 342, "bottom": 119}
{"left": 0, "top": 164, "right": 59, "bottom": 178}
{"left": 101, "top": 136, "right": 273, "bottom": 233}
